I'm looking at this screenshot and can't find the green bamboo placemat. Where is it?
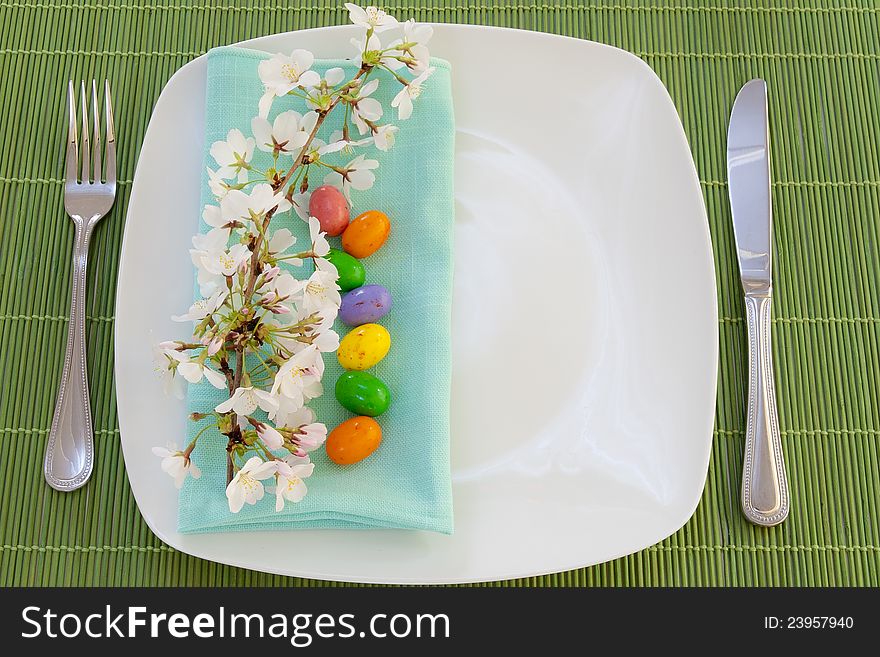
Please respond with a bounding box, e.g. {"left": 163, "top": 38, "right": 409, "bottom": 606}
{"left": 1, "top": 0, "right": 878, "bottom": 587}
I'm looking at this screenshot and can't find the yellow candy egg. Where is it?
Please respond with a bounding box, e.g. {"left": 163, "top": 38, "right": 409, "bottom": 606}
{"left": 337, "top": 323, "right": 391, "bottom": 371}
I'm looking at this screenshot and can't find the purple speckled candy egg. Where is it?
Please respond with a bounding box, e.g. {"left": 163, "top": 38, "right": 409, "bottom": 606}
{"left": 339, "top": 284, "right": 392, "bottom": 327}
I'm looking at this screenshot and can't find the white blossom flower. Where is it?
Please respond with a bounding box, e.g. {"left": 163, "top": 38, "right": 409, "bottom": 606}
{"left": 191, "top": 228, "right": 251, "bottom": 277}
{"left": 153, "top": 345, "right": 186, "bottom": 399}
{"left": 172, "top": 289, "right": 228, "bottom": 323}
{"left": 166, "top": 350, "right": 226, "bottom": 389}
{"left": 209, "top": 129, "right": 255, "bottom": 182}
{"left": 272, "top": 395, "right": 305, "bottom": 428}
{"left": 350, "top": 32, "right": 403, "bottom": 70}
{"left": 279, "top": 406, "right": 315, "bottom": 427}
{"left": 268, "top": 306, "right": 339, "bottom": 362}
{"left": 258, "top": 50, "right": 321, "bottom": 117}
{"left": 271, "top": 345, "right": 324, "bottom": 411}
{"left": 202, "top": 204, "right": 226, "bottom": 229}
{"left": 194, "top": 269, "right": 225, "bottom": 298}
{"left": 301, "top": 280, "right": 339, "bottom": 326}
{"left": 220, "top": 184, "right": 291, "bottom": 226}
{"left": 152, "top": 443, "right": 201, "bottom": 489}
{"left": 322, "top": 67, "right": 346, "bottom": 87}
{"left": 188, "top": 235, "right": 228, "bottom": 296}
{"left": 206, "top": 336, "right": 224, "bottom": 356}
{"left": 225, "top": 456, "right": 277, "bottom": 513}
{"left": 190, "top": 227, "right": 228, "bottom": 257}
{"left": 207, "top": 167, "right": 234, "bottom": 200}
{"left": 324, "top": 130, "right": 372, "bottom": 156}
{"left": 274, "top": 396, "right": 315, "bottom": 431}
{"left": 251, "top": 110, "right": 316, "bottom": 156}
{"left": 345, "top": 3, "right": 398, "bottom": 32}
{"left": 303, "top": 216, "right": 331, "bottom": 257}
{"left": 391, "top": 66, "right": 435, "bottom": 120}
{"left": 393, "top": 19, "right": 433, "bottom": 72}
{"left": 306, "top": 69, "right": 347, "bottom": 112}
{"left": 323, "top": 155, "right": 379, "bottom": 203}
{"left": 310, "top": 322, "right": 341, "bottom": 352}
{"left": 372, "top": 124, "right": 398, "bottom": 151}
{"left": 272, "top": 455, "right": 314, "bottom": 511}
{"left": 290, "top": 191, "right": 311, "bottom": 222}
{"left": 296, "top": 267, "right": 342, "bottom": 316}
{"left": 216, "top": 386, "right": 280, "bottom": 416}
{"left": 267, "top": 228, "right": 296, "bottom": 260}
{"left": 271, "top": 270, "right": 300, "bottom": 302}
{"left": 351, "top": 79, "right": 383, "bottom": 135}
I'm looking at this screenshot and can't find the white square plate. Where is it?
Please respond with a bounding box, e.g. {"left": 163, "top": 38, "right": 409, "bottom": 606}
{"left": 115, "top": 24, "right": 717, "bottom": 583}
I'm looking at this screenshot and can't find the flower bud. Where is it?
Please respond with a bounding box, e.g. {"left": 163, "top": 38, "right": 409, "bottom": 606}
{"left": 248, "top": 417, "right": 284, "bottom": 450}
{"left": 290, "top": 422, "right": 328, "bottom": 453}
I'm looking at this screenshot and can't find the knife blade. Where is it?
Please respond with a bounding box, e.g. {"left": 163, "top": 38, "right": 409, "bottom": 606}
{"left": 728, "top": 79, "right": 772, "bottom": 295}
{"left": 726, "top": 79, "right": 790, "bottom": 526}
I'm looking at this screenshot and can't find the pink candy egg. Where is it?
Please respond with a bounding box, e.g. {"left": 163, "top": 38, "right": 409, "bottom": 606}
{"left": 309, "top": 185, "right": 349, "bottom": 236}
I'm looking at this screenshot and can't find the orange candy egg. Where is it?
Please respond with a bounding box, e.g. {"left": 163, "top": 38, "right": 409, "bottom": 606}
{"left": 342, "top": 210, "right": 391, "bottom": 258}
{"left": 326, "top": 416, "right": 383, "bottom": 465}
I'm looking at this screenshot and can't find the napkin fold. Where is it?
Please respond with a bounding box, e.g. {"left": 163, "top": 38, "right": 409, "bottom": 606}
{"left": 177, "top": 46, "right": 455, "bottom": 534}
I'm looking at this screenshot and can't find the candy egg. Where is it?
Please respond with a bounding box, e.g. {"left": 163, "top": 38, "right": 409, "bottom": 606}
{"left": 326, "top": 416, "right": 382, "bottom": 465}
{"left": 325, "top": 248, "right": 366, "bottom": 292}
{"left": 342, "top": 210, "right": 391, "bottom": 258}
{"left": 336, "top": 371, "right": 392, "bottom": 417}
{"left": 339, "top": 284, "right": 392, "bottom": 326}
{"left": 309, "top": 185, "right": 349, "bottom": 236}
{"left": 337, "top": 323, "right": 391, "bottom": 370}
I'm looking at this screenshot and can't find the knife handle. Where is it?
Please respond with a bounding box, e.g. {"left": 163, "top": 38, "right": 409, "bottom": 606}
{"left": 741, "top": 293, "right": 790, "bottom": 526}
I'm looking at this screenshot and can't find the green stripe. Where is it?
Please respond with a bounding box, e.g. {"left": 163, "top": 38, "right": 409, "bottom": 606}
{"left": 1, "top": 0, "right": 878, "bottom": 586}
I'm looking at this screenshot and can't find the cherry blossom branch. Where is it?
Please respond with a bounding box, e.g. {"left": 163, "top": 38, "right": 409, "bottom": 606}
{"left": 276, "top": 66, "right": 370, "bottom": 195}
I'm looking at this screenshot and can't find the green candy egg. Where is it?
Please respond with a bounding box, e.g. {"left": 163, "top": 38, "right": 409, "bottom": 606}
{"left": 325, "top": 248, "right": 365, "bottom": 292}
{"left": 335, "top": 371, "right": 391, "bottom": 417}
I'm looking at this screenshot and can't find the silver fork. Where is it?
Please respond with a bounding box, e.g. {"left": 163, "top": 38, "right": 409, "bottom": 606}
{"left": 44, "top": 80, "right": 116, "bottom": 491}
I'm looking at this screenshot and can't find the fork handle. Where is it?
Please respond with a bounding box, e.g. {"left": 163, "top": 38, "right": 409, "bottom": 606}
{"left": 44, "top": 216, "right": 95, "bottom": 491}
{"left": 741, "top": 293, "right": 790, "bottom": 526}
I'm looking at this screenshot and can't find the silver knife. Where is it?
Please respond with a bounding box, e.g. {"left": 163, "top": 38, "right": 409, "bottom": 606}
{"left": 726, "top": 79, "right": 790, "bottom": 526}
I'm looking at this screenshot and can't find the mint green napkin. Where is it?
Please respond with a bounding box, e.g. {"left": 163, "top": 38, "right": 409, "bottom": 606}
{"left": 177, "top": 46, "right": 454, "bottom": 534}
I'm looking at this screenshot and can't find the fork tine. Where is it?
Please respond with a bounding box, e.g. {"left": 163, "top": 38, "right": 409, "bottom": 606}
{"left": 104, "top": 79, "right": 116, "bottom": 184}
{"left": 79, "top": 80, "right": 90, "bottom": 183}
{"left": 65, "top": 80, "right": 78, "bottom": 183}
{"left": 91, "top": 80, "right": 102, "bottom": 183}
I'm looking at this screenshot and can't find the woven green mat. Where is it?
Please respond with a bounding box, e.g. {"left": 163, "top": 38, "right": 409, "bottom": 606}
{"left": 1, "top": 0, "right": 878, "bottom": 587}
